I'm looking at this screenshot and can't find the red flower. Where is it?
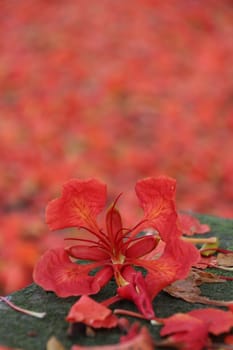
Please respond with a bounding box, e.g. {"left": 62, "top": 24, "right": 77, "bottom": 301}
{"left": 33, "top": 177, "right": 199, "bottom": 318}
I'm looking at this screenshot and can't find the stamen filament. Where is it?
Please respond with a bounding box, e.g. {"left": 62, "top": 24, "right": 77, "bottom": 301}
{"left": 65, "top": 237, "right": 109, "bottom": 252}
{"left": 114, "top": 308, "right": 149, "bottom": 320}
{"left": 77, "top": 226, "right": 112, "bottom": 250}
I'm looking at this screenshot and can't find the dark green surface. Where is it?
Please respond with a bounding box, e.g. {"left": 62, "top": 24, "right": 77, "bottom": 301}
{"left": 0, "top": 214, "right": 232, "bottom": 349}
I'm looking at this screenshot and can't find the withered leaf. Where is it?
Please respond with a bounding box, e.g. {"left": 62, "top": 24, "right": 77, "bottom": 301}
{"left": 46, "top": 336, "right": 66, "bottom": 350}
{"left": 217, "top": 252, "right": 233, "bottom": 267}
{"left": 164, "top": 269, "right": 230, "bottom": 306}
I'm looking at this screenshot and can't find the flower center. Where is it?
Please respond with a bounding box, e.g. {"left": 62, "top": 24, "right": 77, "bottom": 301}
{"left": 111, "top": 252, "right": 125, "bottom": 265}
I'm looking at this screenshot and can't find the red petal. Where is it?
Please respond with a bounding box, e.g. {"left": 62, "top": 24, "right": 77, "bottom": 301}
{"left": 71, "top": 323, "right": 154, "bottom": 350}
{"left": 66, "top": 295, "right": 118, "bottom": 328}
{"left": 161, "top": 313, "right": 209, "bottom": 350}
{"left": 126, "top": 236, "right": 159, "bottom": 258}
{"left": 164, "top": 238, "right": 200, "bottom": 280}
{"left": 33, "top": 248, "right": 101, "bottom": 297}
{"left": 67, "top": 245, "right": 109, "bottom": 260}
{"left": 118, "top": 267, "right": 155, "bottom": 319}
{"left": 188, "top": 308, "right": 233, "bottom": 335}
{"left": 161, "top": 313, "right": 204, "bottom": 335}
{"left": 46, "top": 179, "right": 107, "bottom": 231}
{"left": 135, "top": 177, "right": 178, "bottom": 241}
{"left": 106, "top": 206, "right": 123, "bottom": 244}
{"left": 138, "top": 238, "right": 199, "bottom": 299}
{"left": 94, "top": 266, "right": 114, "bottom": 288}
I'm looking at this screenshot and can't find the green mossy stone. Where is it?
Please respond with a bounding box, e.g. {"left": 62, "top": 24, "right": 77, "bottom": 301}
{"left": 0, "top": 214, "right": 232, "bottom": 349}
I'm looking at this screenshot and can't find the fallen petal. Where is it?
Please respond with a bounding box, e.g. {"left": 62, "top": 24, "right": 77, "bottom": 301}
{"left": 71, "top": 324, "right": 154, "bottom": 350}
{"left": 188, "top": 308, "right": 233, "bottom": 335}
{"left": 178, "top": 213, "right": 210, "bottom": 235}
{"left": 66, "top": 295, "right": 118, "bottom": 328}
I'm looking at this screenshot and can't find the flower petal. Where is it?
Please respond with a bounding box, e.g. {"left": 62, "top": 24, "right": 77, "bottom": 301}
{"left": 160, "top": 313, "right": 209, "bottom": 350}
{"left": 106, "top": 205, "right": 123, "bottom": 245}
{"left": 188, "top": 308, "right": 233, "bottom": 335}
{"left": 126, "top": 236, "right": 159, "bottom": 258}
{"left": 137, "top": 238, "right": 199, "bottom": 299}
{"left": 33, "top": 248, "right": 101, "bottom": 297}
{"left": 67, "top": 245, "right": 109, "bottom": 261}
{"left": 118, "top": 267, "right": 155, "bottom": 319}
{"left": 71, "top": 324, "right": 154, "bottom": 350}
{"left": 46, "top": 179, "right": 107, "bottom": 231}
{"left": 135, "top": 177, "right": 177, "bottom": 240}
{"left": 66, "top": 295, "right": 118, "bottom": 328}
{"left": 178, "top": 213, "right": 210, "bottom": 235}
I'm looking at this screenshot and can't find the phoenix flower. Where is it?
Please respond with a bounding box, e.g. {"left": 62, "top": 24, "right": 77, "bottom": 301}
{"left": 33, "top": 177, "right": 199, "bottom": 318}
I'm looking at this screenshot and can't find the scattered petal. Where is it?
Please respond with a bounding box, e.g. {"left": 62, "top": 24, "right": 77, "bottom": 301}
{"left": 71, "top": 323, "right": 154, "bottom": 350}
{"left": 178, "top": 213, "right": 210, "bottom": 235}
{"left": 66, "top": 295, "right": 118, "bottom": 328}
{"left": 188, "top": 308, "right": 233, "bottom": 335}
{"left": 160, "top": 313, "right": 209, "bottom": 350}
{"left": 160, "top": 308, "right": 233, "bottom": 350}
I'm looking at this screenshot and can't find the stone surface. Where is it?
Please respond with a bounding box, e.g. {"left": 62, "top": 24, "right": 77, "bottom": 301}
{"left": 0, "top": 214, "right": 232, "bottom": 349}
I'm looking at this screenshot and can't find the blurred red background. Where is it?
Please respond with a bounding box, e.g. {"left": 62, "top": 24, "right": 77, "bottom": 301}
{"left": 0, "top": 0, "right": 232, "bottom": 294}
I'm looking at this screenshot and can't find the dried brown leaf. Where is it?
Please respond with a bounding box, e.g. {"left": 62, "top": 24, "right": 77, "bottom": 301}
{"left": 217, "top": 253, "right": 233, "bottom": 267}
{"left": 164, "top": 269, "right": 230, "bottom": 307}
